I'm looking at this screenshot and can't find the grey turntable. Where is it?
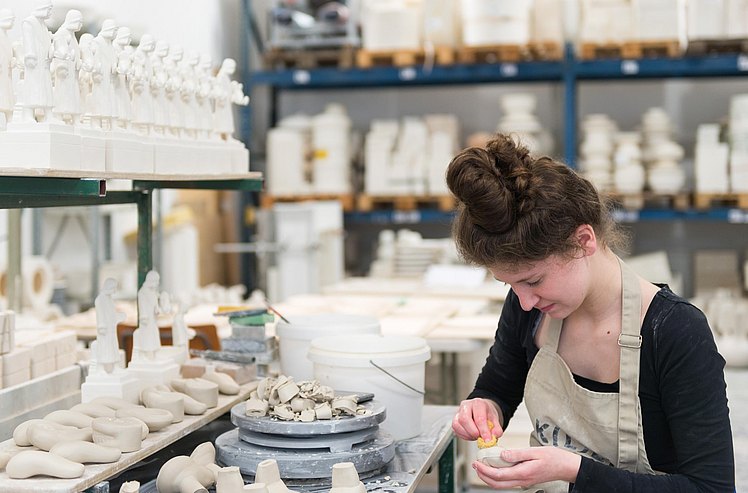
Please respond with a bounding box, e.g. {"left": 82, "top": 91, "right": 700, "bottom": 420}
{"left": 216, "top": 399, "right": 395, "bottom": 481}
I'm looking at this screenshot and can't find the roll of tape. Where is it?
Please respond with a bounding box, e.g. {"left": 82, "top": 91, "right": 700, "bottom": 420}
{"left": 22, "top": 256, "right": 54, "bottom": 311}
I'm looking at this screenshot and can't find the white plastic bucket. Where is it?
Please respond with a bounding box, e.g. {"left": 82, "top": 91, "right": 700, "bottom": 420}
{"left": 276, "top": 314, "right": 381, "bottom": 381}
{"left": 308, "top": 334, "right": 431, "bottom": 440}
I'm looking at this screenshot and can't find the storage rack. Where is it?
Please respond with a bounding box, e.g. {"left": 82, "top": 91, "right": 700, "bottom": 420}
{"left": 0, "top": 171, "right": 263, "bottom": 309}
{"left": 240, "top": 0, "right": 748, "bottom": 226}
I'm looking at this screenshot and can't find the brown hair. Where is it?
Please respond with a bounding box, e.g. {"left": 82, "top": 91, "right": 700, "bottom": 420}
{"left": 446, "top": 133, "right": 625, "bottom": 268}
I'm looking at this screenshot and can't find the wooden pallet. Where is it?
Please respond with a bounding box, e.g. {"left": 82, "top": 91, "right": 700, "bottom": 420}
{"left": 608, "top": 191, "right": 690, "bottom": 210}
{"left": 693, "top": 193, "right": 748, "bottom": 209}
{"left": 355, "top": 46, "right": 454, "bottom": 68}
{"left": 686, "top": 38, "right": 748, "bottom": 56}
{"left": 622, "top": 40, "right": 681, "bottom": 59}
{"left": 529, "top": 41, "right": 564, "bottom": 61}
{"left": 264, "top": 46, "right": 355, "bottom": 70}
{"left": 579, "top": 42, "right": 626, "bottom": 60}
{"left": 456, "top": 44, "right": 527, "bottom": 64}
{"left": 260, "top": 194, "right": 356, "bottom": 211}
{"left": 357, "top": 194, "right": 456, "bottom": 212}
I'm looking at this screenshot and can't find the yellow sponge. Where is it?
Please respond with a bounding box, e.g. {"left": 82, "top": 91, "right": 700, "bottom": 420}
{"left": 476, "top": 420, "right": 497, "bottom": 449}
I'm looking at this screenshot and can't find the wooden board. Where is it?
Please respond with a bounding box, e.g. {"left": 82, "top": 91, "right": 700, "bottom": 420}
{"left": 579, "top": 42, "right": 626, "bottom": 60}
{"left": 264, "top": 46, "right": 355, "bottom": 70}
{"left": 456, "top": 44, "right": 526, "bottom": 64}
{"left": 357, "top": 194, "right": 455, "bottom": 212}
{"left": 686, "top": 38, "right": 748, "bottom": 56}
{"left": 529, "top": 41, "right": 563, "bottom": 60}
{"left": 607, "top": 191, "right": 690, "bottom": 210}
{"left": 356, "top": 46, "right": 454, "bottom": 68}
{"left": 622, "top": 39, "right": 681, "bottom": 59}
{"left": 0, "top": 380, "right": 258, "bottom": 493}
{"left": 260, "top": 193, "right": 355, "bottom": 211}
{"left": 693, "top": 192, "right": 748, "bottom": 209}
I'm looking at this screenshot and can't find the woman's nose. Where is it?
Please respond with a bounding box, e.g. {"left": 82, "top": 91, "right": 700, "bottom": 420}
{"left": 515, "top": 288, "right": 539, "bottom": 312}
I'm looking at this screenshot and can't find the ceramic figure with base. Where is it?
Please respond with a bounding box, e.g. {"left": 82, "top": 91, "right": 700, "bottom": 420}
{"left": 112, "top": 26, "right": 132, "bottom": 130}
{"left": 0, "top": 9, "right": 15, "bottom": 130}
{"left": 91, "top": 19, "right": 116, "bottom": 131}
{"left": 130, "top": 34, "right": 155, "bottom": 136}
{"left": 128, "top": 270, "right": 180, "bottom": 392}
{"left": 51, "top": 10, "right": 82, "bottom": 125}
{"left": 158, "top": 299, "right": 195, "bottom": 365}
{"left": 0, "top": 0, "right": 82, "bottom": 170}
{"left": 196, "top": 54, "right": 214, "bottom": 140}
{"left": 82, "top": 278, "right": 140, "bottom": 404}
{"left": 19, "top": 1, "right": 54, "bottom": 124}
{"left": 150, "top": 40, "right": 170, "bottom": 136}
{"left": 213, "top": 58, "right": 250, "bottom": 173}
{"left": 164, "top": 44, "right": 184, "bottom": 139}
{"left": 180, "top": 51, "right": 201, "bottom": 141}
{"left": 76, "top": 31, "right": 106, "bottom": 171}
{"left": 5, "top": 450, "right": 84, "bottom": 479}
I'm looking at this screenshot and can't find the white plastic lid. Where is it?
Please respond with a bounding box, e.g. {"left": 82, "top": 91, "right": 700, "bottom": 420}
{"left": 308, "top": 334, "right": 431, "bottom": 368}
{"left": 276, "top": 314, "right": 381, "bottom": 341}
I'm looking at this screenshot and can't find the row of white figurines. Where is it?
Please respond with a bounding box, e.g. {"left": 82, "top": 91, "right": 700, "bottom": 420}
{"left": 1, "top": 371, "right": 239, "bottom": 480}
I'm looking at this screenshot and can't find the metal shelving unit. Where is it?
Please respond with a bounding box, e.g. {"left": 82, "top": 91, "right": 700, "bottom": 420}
{"left": 1, "top": 172, "right": 263, "bottom": 308}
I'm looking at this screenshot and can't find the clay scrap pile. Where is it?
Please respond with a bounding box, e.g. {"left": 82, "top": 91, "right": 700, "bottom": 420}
{"left": 245, "top": 375, "right": 372, "bottom": 422}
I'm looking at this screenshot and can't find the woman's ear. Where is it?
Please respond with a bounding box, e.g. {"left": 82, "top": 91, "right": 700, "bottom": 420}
{"left": 575, "top": 224, "right": 597, "bottom": 257}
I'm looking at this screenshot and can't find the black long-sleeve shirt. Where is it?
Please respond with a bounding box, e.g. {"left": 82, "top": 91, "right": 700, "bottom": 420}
{"left": 468, "top": 286, "right": 735, "bottom": 492}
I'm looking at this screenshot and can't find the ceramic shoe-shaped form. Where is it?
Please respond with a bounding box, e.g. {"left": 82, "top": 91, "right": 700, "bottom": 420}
{"left": 0, "top": 445, "right": 31, "bottom": 470}
{"left": 119, "top": 481, "right": 141, "bottom": 493}
{"left": 6, "top": 450, "right": 84, "bottom": 479}
{"left": 156, "top": 455, "right": 216, "bottom": 493}
{"left": 254, "top": 459, "right": 297, "bottom": 493}
{"left": 216, "top": 466, "right": 245, "bottom": 493}
{"left": 171, "top": 378, "right": 219, "bottom": 408}
{"left": 13, "top": 419, "right": 49, "bottom": 446}
{"left": 92, "top": 417, "right": 145, "bottom": 453}
{"left": 476, "top": 446, "right": 514, "bottom": 468}
{"left": 330, "top": 462, "right": 366, "bottom": 493}
{"left": 49, "top": 440, "right": 122, "bottom": 464}
{"left": 71, "top": 402, "right": 117, "bottom": 418}
{"left": 202, "top": 366, "right": 240, "bottom": 395}
{"left": 44, "top": 409, "right": 94, "bottom": 428}
{"left": 172, "top": 390, "right": 209, "bottom": 415}
{"left": 27, "top": 421, "right": 93, "bottom": 451}
{"left": 116, "top": 406, "right": 174, "bottom": 432}
{"left": 91, "top": 396, "right": 140, "bottom": 410}
{"left": 243, "top": 483, "right": 269, "bottom": 493}
{"left": 141, "top": 386, "right": 185, "bottom": 423}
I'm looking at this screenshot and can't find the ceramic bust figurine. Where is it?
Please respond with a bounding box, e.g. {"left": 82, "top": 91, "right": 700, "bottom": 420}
{"left": 93, "top": 278, "right": 126, "bottom": 373}
{"left": 91, "top": 19, "right": 117, "bottom": 131}
{"left": 133, "top": 270, "right": 170, "bottom": 360}
{"left": 51, "top": 9, "right": 82, "bottom": 125}
{"left": 130, "top": 34, "right": 154, "bottom": 135}
{"left": 0, "top": 9, "right": 15, "bottom": 129}
{"left": 112, "top": 26, "right": 132, "bottom": 130}
{"left": 213, "top": 58, "right": 249, "bottom": 141}
{"left": 19, "top": 0, "right": 54, "bottom": 123}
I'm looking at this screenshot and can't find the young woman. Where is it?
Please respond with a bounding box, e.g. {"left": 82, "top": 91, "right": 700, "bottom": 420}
{"left": 448, "top": 134, "right": 734, "bottom": 492}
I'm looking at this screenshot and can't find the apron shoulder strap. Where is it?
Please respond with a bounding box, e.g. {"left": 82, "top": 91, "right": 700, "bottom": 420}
{"left": 617, "top": 258, "right": 643, "bottom": 470}
{"left": 544, "top": 316, "right": 563, "bottom": 352}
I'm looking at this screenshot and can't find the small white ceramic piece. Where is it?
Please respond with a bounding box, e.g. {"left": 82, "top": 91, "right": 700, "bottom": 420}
{"left": 314, "top": 402, "right": 333, "bottom": 420}
{"left": 92, "top": 278, "right": 127, "bottom": 373}
{"left": 245, "top": 395, "right": 269, "bottom": 417}
{"left": 91, "top": 416, "right": 144, "bottom": 453}
{"left": 202, "top": 366, "right": 240, "bottom": 395}
{"left": 6, "top": 450, "right": 84, "bottom": 479}
{"left": 156, "top": 455, "right": 215, "bottom": 493}
{"left": 190, "top": 441, "right": 222, "bottom": 477}
{"left": 115, "top": 406, "right": 173, "bottom": 432}
{"left": 331, "top": 396, "right": 357, "bottom": 416}
{"left": 271, "top": 404, "right": 295, "bottom": 421}
{"left": 27, "top": 421, "right": 93, "bottom": 451}
{"left": 71, "top": 402, "right": 117, "bottom": 418}
{"left": 476, "top": 446, "right": 514, "bottom": 468}
{"left": 243, "top": 483, "right": 269, "bottom": 493}
{"left": 172, "top": 390, "right": 209, "bottom": 415}
{"left": 133, "top": 271, "right": 170, "bottom": 361}
{"left": 141, "top": 386, "right": 185, "bottom": 423}
{"left": 330, "top": 462, "right": 365, "bottom": 493}
{"left": 44, "top": 409, "right": 94, "bottom": 428}
{"left": 289, "top": 396, "right": 314, "bottom": 413}
{"left": 119, "top": 481, "right": 141, "bottom": 493}
{"left": 49, "top": 440, "right": 121, "bottom": 464}
{"left": 274, "top": 376, "right": 299, "bottom": 404}
{"left": 254, "top": 459, "right": 296, "bottom": 493}
{"left": 13, "top": 419, "right": 47, "bottom": 447}
{"left": 0, "top": 445, "right": 28, "bottom": 470}
{"left": 91, "top": 396, "right": 140, "bottom": 410}
{"left": 171, "top": 377, "right": 219, "bottom": 408}
{"left": 216, "top": 466, "right": 245, "bottom": 493}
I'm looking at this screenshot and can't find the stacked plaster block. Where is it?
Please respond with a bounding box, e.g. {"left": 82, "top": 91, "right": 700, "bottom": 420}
{"left": 51, "top": 331, "right": 79, "bottom": 370}
{"left": 694, "top": 124, "right": 730, "bottom": 193}
{"left": 1, "top": 345, "right": 32, "bottom": 388}
{"left": 14, "top": 330, "right": 78, "bottom": 380}
{"left": 580, "top": 0, "right": 634, "bottom": 44}
{"left": 0, "top": 311, "right": 15, "bottom": 355}
{"left": 687, "top": 0, "right": 726, "bottom": 40}
{"left": 632, "top": 0, "right": 685, "bottom": 41}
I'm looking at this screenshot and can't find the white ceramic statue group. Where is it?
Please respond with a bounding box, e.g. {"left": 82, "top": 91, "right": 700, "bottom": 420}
{"left": 0, "top": 0, "right": 250, "bottom": 174}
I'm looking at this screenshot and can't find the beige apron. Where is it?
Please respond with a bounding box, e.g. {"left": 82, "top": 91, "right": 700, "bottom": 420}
{"left": 522, "top": 259, "right": 658, "bottom": 493}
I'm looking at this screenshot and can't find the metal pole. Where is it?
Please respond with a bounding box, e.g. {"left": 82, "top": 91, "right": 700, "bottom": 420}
{"left": 137, "top": 190, "right": 153, "bottom": 289}
{"left": 90, "top": 207, "right": 100, "bottom": 301}
{"left": 154, "top": 189, "right": 162, "bottom": 274}
{"left": 438, "top": 438, "right": 456, "bottom": 493}
{"left": 7, "top": 209, "right": 22, "bottom": 312}
{"left": 563, "top": 42, "right": 578, "bottom": 168}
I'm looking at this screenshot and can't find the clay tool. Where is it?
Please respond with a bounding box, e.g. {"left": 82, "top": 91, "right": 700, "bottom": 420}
{"left": 264, "top": 298, "right": 291, "bottom": 324}
{"left": 189, "top": 349, "right": 257, "bottom": 364}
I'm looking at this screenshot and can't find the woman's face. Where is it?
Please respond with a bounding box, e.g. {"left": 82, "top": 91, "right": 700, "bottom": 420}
{"left": 489, "top": 253, "right": 590, "bottom": 319}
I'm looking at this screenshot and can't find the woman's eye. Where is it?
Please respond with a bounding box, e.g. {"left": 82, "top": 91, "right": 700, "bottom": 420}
{"left": 527, "top": 279, "right": 541, "bottom": 287}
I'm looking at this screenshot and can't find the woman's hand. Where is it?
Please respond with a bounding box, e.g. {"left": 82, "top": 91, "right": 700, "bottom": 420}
{"left": 473, "top": 447, "right": 582, "bottom": 489}
{"left": 452, "top": 398, "right": 503, "bottom": 442}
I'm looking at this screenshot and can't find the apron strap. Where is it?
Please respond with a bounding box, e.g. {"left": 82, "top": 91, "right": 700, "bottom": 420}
{"left": 617, "top": 258, "right": 643, "bottom": 470}
{"left": 544, "top": 316, "right": 563, "bottom": 352}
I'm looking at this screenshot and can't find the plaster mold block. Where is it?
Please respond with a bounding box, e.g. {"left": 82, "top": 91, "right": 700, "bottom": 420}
{"left": 48, "top": 439, "right": 122, "bottom": 464}
{"left": 5, "top": 450, "right": 84, "bottom": 479}
{"left": 105, "top": 130, "right": 152, "bottom": 173}
{"left": 77, "top": 127, "right": 107, "bottom": 171}
{"left": 82, "top": 367, "right": 141, "bottom": 404}
{"left": 126, "top": 357, "right": 180, "bottom": 394}
{"left": 91, "top": 416, "right": 144, "bottom": 452}
{"left": 0, "top": 311, "right": 15, "bottom": 355}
